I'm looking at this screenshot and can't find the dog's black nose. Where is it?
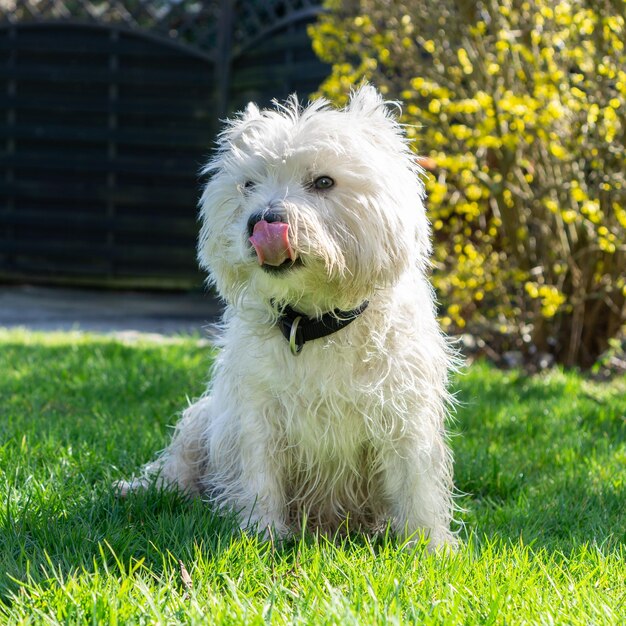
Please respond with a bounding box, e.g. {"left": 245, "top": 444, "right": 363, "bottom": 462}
{"left": 247, "top": 210, "right": 284, "bottom": 237}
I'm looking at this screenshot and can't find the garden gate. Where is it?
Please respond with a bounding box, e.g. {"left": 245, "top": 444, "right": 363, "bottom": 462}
{"left": 0, "top": 0, "right": 326, "bottom": 287}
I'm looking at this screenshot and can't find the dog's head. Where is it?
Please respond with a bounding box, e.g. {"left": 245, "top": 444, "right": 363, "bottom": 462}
{"left": 198, "top": 85, "right": 430, "bottom": 315}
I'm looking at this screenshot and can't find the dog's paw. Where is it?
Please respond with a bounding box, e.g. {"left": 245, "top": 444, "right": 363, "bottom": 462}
{"left": 241, "top": 515, "right": 289, "bottom": 542}
{"left": 399, "top": 528, "right": 459, "bottom": 554}
{"left": 113, "top": 477, "right": 149, "bottom": 498}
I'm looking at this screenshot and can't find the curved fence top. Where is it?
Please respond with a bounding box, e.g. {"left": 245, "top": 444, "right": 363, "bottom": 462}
{"left": 2, "top": 0, "right": 322, "bottom": 59}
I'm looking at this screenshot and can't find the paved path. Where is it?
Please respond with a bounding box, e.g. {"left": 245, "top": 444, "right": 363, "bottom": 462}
{"left": 0, "top": 285, "right": 223, "bottom": 336}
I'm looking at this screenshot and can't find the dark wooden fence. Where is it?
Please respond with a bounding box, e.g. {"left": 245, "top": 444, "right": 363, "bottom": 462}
{"left": 0, "top": 1, "right": 327, "bottom": 288}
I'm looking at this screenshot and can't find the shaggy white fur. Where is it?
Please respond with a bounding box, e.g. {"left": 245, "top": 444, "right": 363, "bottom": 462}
{"left": 118, "top": 85, "right": 457, "bottom": 549}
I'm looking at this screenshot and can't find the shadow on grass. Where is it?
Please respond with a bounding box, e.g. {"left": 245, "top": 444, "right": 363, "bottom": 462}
{"left": 0, "top": 482, "right": 402, "bottom": 605}
{"left": 0, "top": 485, "right": 243, "bottom": 603}
{"left": 0, "top": 336, "right": 218, "bottom": 602}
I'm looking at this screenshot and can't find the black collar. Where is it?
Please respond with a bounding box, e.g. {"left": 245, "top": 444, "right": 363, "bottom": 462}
{"left": 276, "top": 301, "right": 369, "bottom": 355}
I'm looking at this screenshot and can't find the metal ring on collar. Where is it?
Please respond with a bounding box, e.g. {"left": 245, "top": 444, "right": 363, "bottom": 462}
{"left": 289, "top": 315, "right": 303, "bottom": 356}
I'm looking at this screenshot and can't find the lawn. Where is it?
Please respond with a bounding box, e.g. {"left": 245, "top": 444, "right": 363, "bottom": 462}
{"left": 1, "top": 329, "right": 624, "bottom": 624}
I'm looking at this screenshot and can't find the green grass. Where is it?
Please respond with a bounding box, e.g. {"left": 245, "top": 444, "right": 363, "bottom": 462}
{"left": 1, "top": 328, "right": 624, "bottom": 624}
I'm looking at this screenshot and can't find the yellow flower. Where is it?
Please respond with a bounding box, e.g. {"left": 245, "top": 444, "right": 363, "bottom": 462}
{"left": 525, "top": 282, "right": 539, "bottom": 298}
{"left": 599, "top": 237, "right": 616, "bottom": 253}
{"left": 549, "top": 142, "right": 568, "bottom": 159}
{"left": 428, "top": 99, "right": 441, "bottom": 114}
{"left": 475, "top": 91, "right": 492, "bottom": 108}
{"left": 423, "top": 39, "right": 435, "bottom": 54}
{"left": 562, "top": 210, "right": 577, "bottom": 224}
{"left": 581, "top": 200, "right": 601, "bottom": 223}
{"left": 466, "top": 184, "right": 482, "bottom": 201}
{"left": 457, "top": 48, "right": 473, "bottom": 74}
{"left": 545, "top": 199, "right": 559, "bottom": 213}
{"left": 451, "top": 124, "right": 473, "bottom": 140}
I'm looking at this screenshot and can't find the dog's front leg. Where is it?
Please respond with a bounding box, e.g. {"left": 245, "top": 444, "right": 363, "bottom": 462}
{"left": 229, "top": 408, "right": 288, "bottom": 539}
{"left": 380, "top": 437, "right": 456, "bottom": 551}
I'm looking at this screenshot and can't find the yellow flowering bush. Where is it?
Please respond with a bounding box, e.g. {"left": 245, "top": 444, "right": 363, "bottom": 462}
{"left": 310, "top": 0, "right": 626, "bottom": 367}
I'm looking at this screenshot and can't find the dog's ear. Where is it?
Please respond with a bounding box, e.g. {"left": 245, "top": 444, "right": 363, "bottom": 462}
{"left": 214, "top": 102, "right": 262, "bottom": 153}
{"left": 242, "top": 102, "right": 261, "bottom": 121}
{"left": 347, "top": 84, "right": 396, "bottom": 119}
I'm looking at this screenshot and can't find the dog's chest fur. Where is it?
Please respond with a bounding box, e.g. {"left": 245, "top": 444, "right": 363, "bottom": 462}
{"left": 230, "top": 317, "right": 391, "bottom": 527}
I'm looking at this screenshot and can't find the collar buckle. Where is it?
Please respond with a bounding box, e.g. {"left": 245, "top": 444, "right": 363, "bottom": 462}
{"left": 288, "top": 315, "right": 304, "bottom": 356}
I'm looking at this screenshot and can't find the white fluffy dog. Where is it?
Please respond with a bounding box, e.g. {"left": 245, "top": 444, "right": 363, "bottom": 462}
{"left": 119, "top": 86, "right": 456, "bottom": 549}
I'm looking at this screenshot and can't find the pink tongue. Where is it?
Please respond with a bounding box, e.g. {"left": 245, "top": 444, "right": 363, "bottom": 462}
{"left": 249, "top": 220, "right": 295, "bottom": 266}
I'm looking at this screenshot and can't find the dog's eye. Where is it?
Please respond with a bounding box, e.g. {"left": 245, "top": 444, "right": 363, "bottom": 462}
{"left": 242, "top": 180, "right": 256, "bottom": 192}
{"left": 312, "top": 176, "right": 335, "bottom": 191}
